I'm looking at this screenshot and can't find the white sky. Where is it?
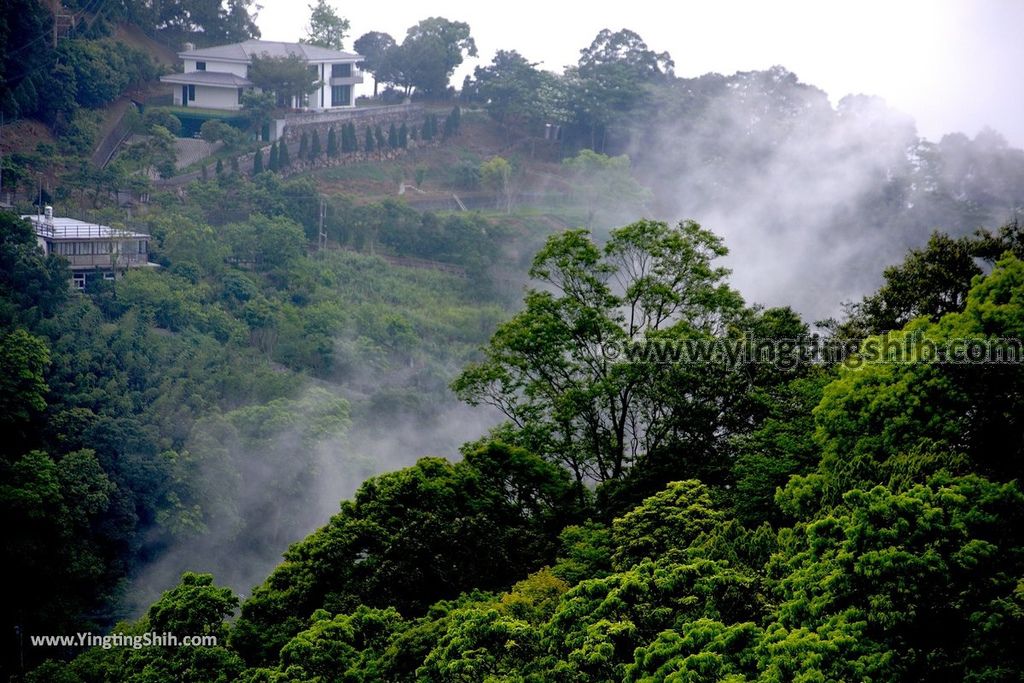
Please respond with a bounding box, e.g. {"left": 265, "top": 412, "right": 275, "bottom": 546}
{"left": 257, "top": 0, "right": 1024, "bottom": 147}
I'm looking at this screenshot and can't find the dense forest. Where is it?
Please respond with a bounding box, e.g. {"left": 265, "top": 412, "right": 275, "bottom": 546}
{"left": 2, "top": 2, "right": 1024, "bottom": 681}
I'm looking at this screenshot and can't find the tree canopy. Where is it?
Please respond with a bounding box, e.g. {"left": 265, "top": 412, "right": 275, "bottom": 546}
{"left": 302, "top": 0, "right": 350, "bottom": 50}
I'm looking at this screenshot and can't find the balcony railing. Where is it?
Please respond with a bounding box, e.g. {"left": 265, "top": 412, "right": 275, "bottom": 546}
{"left": 34, "top": 223, "right": 147, "bottom": 239}
{"left": 64, "top": 253, "right": 149, "bottom": 269}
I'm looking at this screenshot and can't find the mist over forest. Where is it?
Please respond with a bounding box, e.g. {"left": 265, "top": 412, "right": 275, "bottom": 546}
{"left": 2, "top": 1, "right": 1024, "bottom": 681}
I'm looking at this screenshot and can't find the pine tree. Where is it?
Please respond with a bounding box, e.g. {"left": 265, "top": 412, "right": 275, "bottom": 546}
{"left": 201, "top": 163, "right": 208, "bottom": 180}
{"left": 450, "top": 106, "right": 461, "bottom": 134}
{"left": 279, "top": 140, "right": 291, "bottom": 168}
{"left": 216, "top": 158, "right": 223, "bottom": 176}
{"left": 327, "top": 127, "right": 338, "bottom": 157}
{"left": 388, "top": 122, "right": 398, "bottom": 149}
{"left": 299, "top": 132, "right": 309, "bottom": 161}
{"left": 444, "top": 106, "right": 461, "bottom": 139}
{"left": 310, "top": 130, "right": 322, "bottom": 161}
{"left": 398, "top": 123, "right": 408, "bottom": 149}
{"left": 252, "top": 148, "right": 264, "bottom": 175}
{"left": 365, "top": 127, "right": 374, "bottom": 153}
{"left": 268, "top": 141, "right": 279, "bottom": 172}
{"left": 375, "top": 125, "right": 385, "bottom": 153}
{"left": 231, "top": 156, "right": 239, "bottom": 173}
{"left": 348, "top": 123, "right": 357, "bottom": 152}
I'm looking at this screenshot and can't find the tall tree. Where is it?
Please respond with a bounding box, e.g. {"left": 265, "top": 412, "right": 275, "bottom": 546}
{"left": 473, "top": 50, "right": 546, "bottom": 136}
{"left": 248, "top": 54, "right": 322, "bottom": 108}
{"left": 577, "top": 28, "right": 674, "bottom": 80}
{"left": 391, "top": 17, "right": 477, "bottom": 96}
{"left": 310, "top": 129, "right": 322, "bottom": 161}
{"left": 241, "top": 90, "right": 276, "bottom": 139}
{"left": 353, "top": 31, "right": 397, "bottom": 96}
{"left": 562, "top": 149, "right": 651, "bottom": 229}
{"left": 326, "top": 127, "right": 338, "bottom": 157}
{"left": 302, "top": 0, "right": 350, "bottom": 50}
{"left": 453, "top": 221, "right": 742, "bottom": 484}
{"left": 571, "top": 28, "right": 673, "bottom": 150}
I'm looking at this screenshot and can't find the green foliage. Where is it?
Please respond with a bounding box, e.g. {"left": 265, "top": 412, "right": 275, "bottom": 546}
{"left": 149, "top": 572, "right": 238, "bottom": 638}
{"left": 267, "top": 140, "right": 279, "bottom": 172}
{"left": 56, "top": 39, "right": 158, "bottom": 109}
{"left": 222, "top": 214, "right": 305, "bottom": 270}
{"left": 200, "top": 119, "right": 246, "bottom": 149}
{"left": 610, "top": 480, "right": 724, "bottom": 570}
{"left": 249, "top": 54, "right": 321, "bottom": 108}
{"left": 562, "top": 149, "right": 651, "bottom": 228}
{"left": 551, "top": 521, "right": 615, "bottom": 585}
{"left": 0, "top": 212, "right": 69, "bottom": 321}
{"left": 144, "top": 108, "right": 184, "bottom": 137}
{"left": 301, "top": 0, "right": 350, "bottom": 50}
{"left": 241, "top": 90, "right": 277, "bottom": 137}
{"left": 277, "top": 606, "right": 403, "bottom": 682}
{"left": 731, "top": 374, "right": 829, "bottom": 526}
{"left": 542, "top": 558, "right": 762, "bottom": 681}
{"left": 473, "top": 50, "right": 550, "bottom": 132}
{"left": 625, "top": 619, "right": 761, "bottom": 682}
{"left": 480, "top": 155, "right": 514, "bottom": 212}
{"left": 310, "top": 130, "right": 322, "bottom": 161}
{"left": 389, "top": 18, "right": 478, "bottom": 96}
{"left": 813, "top": 254, "right": 1024, "bottom": 498}
{"left": 326, "top": 126, "right": 338, "bottom": 157}
{"left": 453, "top": 220, "right": 742, "bottom": 484}
{"left": 770, "top": 474, "right": 1024, "bottom": 680}
{"left": 3, "top": 449, "right": 117, "bottom": 662}
{"left": 353, "top": 32, "right": 396, "bottom": 96}
{"left": 278, "top": 138, "right": 291, "bottom": 168}
{"left": 231, "top": 442, "right": 582, "bottom": 664}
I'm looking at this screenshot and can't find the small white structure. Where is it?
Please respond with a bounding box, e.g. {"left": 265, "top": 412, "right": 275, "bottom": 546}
{"left": 161, "top": 39, "right": 364, "bottom": 111}
{"left": 24, "top": 207, "right": 152, "bottom": 289}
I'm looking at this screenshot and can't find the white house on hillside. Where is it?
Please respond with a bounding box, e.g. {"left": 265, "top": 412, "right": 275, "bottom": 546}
{"left": 25, "top": 207, "right": 152, "bottom": 289}
{"left": 161, "top": 39, "right": 364, "bottom": 111}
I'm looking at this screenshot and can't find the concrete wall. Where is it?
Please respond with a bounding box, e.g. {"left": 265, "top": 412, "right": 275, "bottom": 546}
{"left": 280, "top": 104, "right": 423, "bottom": 143}
{"left": 193, "top": 85, "right": 242, "bottom": 110}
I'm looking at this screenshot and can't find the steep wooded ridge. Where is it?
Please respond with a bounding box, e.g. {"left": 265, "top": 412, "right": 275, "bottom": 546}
{"left": 2, "top": 7, "right": 1024, "bottom": 682}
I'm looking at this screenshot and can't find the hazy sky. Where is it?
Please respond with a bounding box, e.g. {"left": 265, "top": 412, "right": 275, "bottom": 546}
{"left": 256, "top": 0, "right": 1024, "bottom": 147}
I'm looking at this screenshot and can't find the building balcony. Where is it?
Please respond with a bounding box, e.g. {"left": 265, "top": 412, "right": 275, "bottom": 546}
{"left": 64, "top": 253, "right": 149, "bottom": 269}
{"left": 329, "top": 74, "right": 364, "bottom": 86}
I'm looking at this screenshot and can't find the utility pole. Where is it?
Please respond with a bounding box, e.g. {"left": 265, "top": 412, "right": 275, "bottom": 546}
{"left": 317, "top": 196, "right": 327, "bottom": 257}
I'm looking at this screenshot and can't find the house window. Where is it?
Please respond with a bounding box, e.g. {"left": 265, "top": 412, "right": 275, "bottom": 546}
{"left": 188, "top": 84, "right": 196, "bottom": 101}
{"left": 196, "top": 61, "right": 206, "bottom": 71}
{"left": 72, "top": 273, "right": 86, "bottom": 289}
{"left": 331, "top": 63, "right": 351, "bottom": 78}
{"left": 238, "top": 87, "right": 244, "bottom": 104}
{"left": 331, "top": 85, "right": 351, "bottom": 107}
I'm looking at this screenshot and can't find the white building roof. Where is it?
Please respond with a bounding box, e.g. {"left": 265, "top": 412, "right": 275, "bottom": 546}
{"left": 23, "top": 214, "right": 149, "bottom": 240}
{"left": 179, "top": 39, "right": 363, "bottom": 64}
